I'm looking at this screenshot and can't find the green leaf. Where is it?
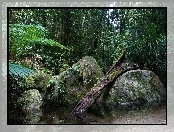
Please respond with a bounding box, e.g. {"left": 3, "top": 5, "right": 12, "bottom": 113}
{"left": 28, "top": 38, "right": 70, "bottom": 50}
{"left": 9, "top": 62, "right": 35, "bottom": 77}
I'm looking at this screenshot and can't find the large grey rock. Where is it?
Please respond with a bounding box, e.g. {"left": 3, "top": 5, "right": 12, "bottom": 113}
{"left": 107, "top": 70, "right": 166, "bottom": 105}
{"left": 44, "top": 56, "right": 104, "bottom": 104}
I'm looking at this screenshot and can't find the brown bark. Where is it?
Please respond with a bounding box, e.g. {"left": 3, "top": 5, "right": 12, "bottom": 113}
{"left": 72, "top": 47, "right": 139, "bottom": 123}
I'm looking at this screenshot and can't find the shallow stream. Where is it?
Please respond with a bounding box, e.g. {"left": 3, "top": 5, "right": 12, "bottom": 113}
{"left": 9, "top": 101, "right": 166, "bottom": 124}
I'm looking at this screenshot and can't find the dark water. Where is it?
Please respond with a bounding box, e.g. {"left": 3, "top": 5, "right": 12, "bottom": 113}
{"left": 8, "top": 101, "right": 166, "bottom": 124}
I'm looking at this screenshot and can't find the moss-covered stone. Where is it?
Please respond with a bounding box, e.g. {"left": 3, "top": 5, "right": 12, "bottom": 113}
{"left": 44, "top": 56, "right": 104, "bottom": 105}
{"left": 18, "top": 89, "right": 43, "bottom": 109}
{"left": 24, "top": 71, "right": 51, "bottom": 92}
{"left": 107, "top": 70, "right": 166, "bottom": 105}
{"left": 9, "top": 70, "right": 51, "bottom": 108}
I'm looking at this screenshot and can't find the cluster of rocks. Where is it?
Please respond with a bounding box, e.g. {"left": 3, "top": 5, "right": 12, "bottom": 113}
{"left": 15, "top": 56, "right": 166, "bottom": 110}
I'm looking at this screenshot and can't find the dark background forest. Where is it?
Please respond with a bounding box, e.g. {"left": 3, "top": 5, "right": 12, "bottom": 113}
{"left": 8, "top": 7, "right": 167, "bottom": 86}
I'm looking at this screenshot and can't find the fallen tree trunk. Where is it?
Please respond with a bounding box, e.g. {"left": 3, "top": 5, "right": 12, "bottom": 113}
{"left": 72, "top": 47, "right": 139, "bottom": 123}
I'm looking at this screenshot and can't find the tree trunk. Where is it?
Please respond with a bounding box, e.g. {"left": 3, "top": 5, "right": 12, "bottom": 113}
{"left": 72, "top": 47, "right": 139, "bottom": 123}
{"left": 64, "top": 9, "right": 70, "bottom": 46}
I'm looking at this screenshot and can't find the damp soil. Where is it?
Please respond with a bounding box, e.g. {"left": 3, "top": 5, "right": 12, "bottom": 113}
{"left": 8, "top": 101, "right": 166, "bottom": 124}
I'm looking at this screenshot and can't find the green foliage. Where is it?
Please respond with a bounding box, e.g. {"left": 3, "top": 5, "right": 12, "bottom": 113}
{"left": 109, "top": 9, "right": 166, "bottom": 86}
{"left": 111, "top": 44, "right": 128, "bottom": 64}
{"left": 9, "top": 24, "right": 47, "bottom": 59}
{"left": 9, "top": 8, "right": 166, "bottom": 86}
{"left": 9, "top": 23, "right": 69, "bottom": 59}
{"left": 9, "top": 62, "right": 35, "bottom": 78}
{"left": 9, "top": 23, "right": 70, "bottom": 74}
{"left": 28, "top": 38, "right": 69, "bottom": 50}
{"left": 30, "top": 39, "right": 70, "bottom": 74}
{"left": 23, "top": 71, "right": 52, "bottom": 91}
{"left": 8, "top": 62, "right": 52, "bottom": 107}
{"left": 43, "top": 75, "right": 67, "bottom": 105}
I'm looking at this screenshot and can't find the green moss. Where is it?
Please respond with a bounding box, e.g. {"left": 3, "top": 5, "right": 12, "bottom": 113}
{"left": 24, "top": 71, "right": 51, "bottom": 92}
{"left": 24, "top": 75, "right": 35, "bottom": 88}
{"left": 18, "top": 89, "right": 42, "bottom": 109}
{"left": 43, "top": 56, "right": 104, "bottom": 105}
{"left": 107, "top": 70, "right": 121, "bottom": 81}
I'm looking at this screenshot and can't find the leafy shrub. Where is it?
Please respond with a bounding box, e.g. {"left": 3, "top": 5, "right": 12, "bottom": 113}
{"left": 9, "top": 24, "right": 70, "bottom": 74}
{"left": 8, "top": 62, "right": 36, "bottom": 107}
{"left": 25, "top": 71, "right": 52, "bottom": 92}
{"left": 8, "top": 62, "right": 51, "bottom": 107}
{"left": 9, "top": 24, "right": 48, "bottom": 60}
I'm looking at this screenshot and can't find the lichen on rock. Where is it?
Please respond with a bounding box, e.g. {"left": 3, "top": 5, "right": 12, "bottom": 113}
{"left": 24, "top": 71, "right": 52, "bottom": 92}
{"left": 107, "top": 70, "right": 166, "bottom": 105}
{"left": 43, "top": 56, "right": 104, "bottom": 105}
{"left": 18, "top": 89, "right": 43, "bottom": 110}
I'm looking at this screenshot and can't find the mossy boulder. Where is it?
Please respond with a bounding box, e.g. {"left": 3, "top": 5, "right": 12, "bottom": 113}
{"left": 23, "top": 71, "right": 51, "bottom": 92}
{"left": 18, "top": 89, "right": 43, "bottom": 109}
{"left": 44, "top": 56, "right": 104, "bottom": 105}
{"left": 107, "top": 70, "right": 166, "bottom": 105}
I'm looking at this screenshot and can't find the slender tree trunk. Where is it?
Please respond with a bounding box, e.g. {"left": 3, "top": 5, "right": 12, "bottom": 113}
{"left": 64, "top": 9, "right": 70, "bottom": 46}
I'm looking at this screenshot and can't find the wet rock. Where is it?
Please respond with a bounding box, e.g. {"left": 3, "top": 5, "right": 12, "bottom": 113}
{"left": 107, "top": 70, "right": 166, "bottom": 105}
{"left": 18, "top": 89, "right": 43, "bottom": 109}
{"left": 44, "top": 56, "right": 104, "bottom": 104}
